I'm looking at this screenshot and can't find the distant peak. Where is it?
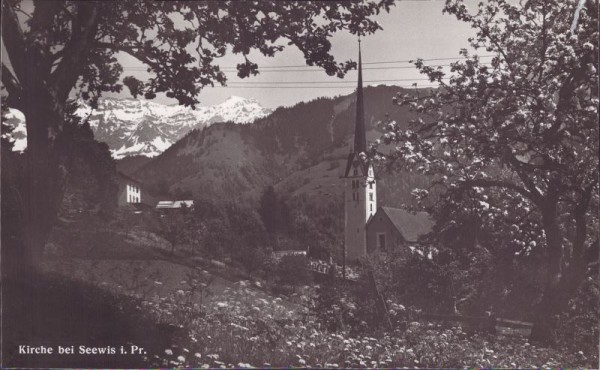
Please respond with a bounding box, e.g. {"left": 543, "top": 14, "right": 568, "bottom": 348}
{"left": 225, "top": 95, "right": 246, "bottom": 101}
{"left": 222, "top": 95, "right": 258, "bottom": 104}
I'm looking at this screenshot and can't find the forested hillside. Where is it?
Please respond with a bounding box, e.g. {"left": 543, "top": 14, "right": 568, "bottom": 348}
{"left": 135, "top": 85, "right": 429, "bottom": 206}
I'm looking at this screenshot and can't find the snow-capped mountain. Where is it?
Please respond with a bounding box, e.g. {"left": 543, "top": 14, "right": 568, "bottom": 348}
{"left": 4, "top": 96, "right": 273, "bottom": 158}
{"left": 81, "top": 96, "right": 272, "bottom": 158}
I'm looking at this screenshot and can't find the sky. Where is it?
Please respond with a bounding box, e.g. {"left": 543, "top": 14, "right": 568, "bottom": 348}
{"left": 2, "top": 0, "right": 488, "bottom": 110}
{"left": 111, "top": 0, "right": 484, "bottom": 109}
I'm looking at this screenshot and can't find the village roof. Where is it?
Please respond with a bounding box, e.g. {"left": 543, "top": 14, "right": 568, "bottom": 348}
{"left": 156, "top": 200, "right": 194, "bottom": 209}
{"left": 117, "top": 171, "right": 143, "bottom": 185}
{"left": 373, "top": 206, "right": 434, "bottom": 242}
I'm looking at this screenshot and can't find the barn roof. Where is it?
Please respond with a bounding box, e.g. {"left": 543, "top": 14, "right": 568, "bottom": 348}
{"left": 376, "top": 206, "right": 434, "bottom": 242}
{"left": 156, "top": 200, "right": 194, "bottom": 209}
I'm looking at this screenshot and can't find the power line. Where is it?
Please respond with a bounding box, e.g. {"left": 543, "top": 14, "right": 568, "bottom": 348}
{"left": 122, "top": 63, "right": 492, "bottom": 73}
{"left": 220, "top": 55, "right": 494, "bottom": 68}
{"left": 226, "top": 77, "right": 449, "bottom": 85}
{"left": 120, "top": 55, "right": 494, "bottom": 71}
{"left": 209, "top": 84, "right": 440, "bottom": 89}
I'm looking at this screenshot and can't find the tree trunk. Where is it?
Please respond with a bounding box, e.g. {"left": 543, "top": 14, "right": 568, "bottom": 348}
{"left": 14, "top": 89, "right": 66, "bottom": 279}
{"left": 529, "top": 203, "right": 588, "bottom": 343}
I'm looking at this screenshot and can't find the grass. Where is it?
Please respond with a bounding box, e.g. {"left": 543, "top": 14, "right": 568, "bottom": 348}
{"left": 18, "top": 219, "right": 597, "bottom": 369}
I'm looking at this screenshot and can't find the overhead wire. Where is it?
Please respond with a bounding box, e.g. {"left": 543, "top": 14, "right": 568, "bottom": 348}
{"left": 120, "top": 55, "right": 494, "bottom": 72}
{"left": 118, "top": 55, "right": 493, "bottom": 89}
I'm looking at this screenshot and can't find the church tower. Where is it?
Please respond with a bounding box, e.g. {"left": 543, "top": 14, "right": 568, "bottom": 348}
{"left": 343, "top": 41, "right": 376, "bottom": 263}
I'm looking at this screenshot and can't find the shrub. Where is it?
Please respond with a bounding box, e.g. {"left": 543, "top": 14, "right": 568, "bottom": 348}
{"left": 275, "top": 255, "right": 312, "bottom": 287}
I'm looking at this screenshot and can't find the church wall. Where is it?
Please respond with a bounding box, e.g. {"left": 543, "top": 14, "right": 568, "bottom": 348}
{"left": 366, "top": 210, "right": 405, "bottom": 254}
{"left": 344, "top": 175, "right": 367, "bottom": 262}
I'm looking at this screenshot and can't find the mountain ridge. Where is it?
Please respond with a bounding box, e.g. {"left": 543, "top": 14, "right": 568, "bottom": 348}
{"left": 5, "top": 95, "right": 273, "bottom": 159}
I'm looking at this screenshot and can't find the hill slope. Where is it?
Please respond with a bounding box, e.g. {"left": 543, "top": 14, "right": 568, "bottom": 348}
{"left": 135, "top": 86, "right": 430, "bottom": 206}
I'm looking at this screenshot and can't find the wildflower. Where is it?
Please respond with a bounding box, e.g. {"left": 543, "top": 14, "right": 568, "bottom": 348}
{"left": 177, "top": 355, "right": 186, "bottom": 362}
{"left": 164, "top": 349, "right": 173, "bottom": 355}
{"left": 195, "top": 353, "right": 202, "bottom": 359}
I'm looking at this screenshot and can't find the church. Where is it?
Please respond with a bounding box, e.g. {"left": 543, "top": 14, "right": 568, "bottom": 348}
{"left": 343, "top": 44, "right": 433, "bottom": 263}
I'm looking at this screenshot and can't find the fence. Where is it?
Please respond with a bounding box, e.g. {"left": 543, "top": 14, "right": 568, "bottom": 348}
{"left": 307, "top": 259, "right": 360, "bottom": 281}
{"left": 417, "top": 312, "right": 533, "bottom": 336}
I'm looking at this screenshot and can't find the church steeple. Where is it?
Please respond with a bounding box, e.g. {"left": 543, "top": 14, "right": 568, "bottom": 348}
{"left": 353, "top": 39, "right": 367, "bottom": 154}
{"left": 342, "top": 39, "right": 377, "bottom": 264}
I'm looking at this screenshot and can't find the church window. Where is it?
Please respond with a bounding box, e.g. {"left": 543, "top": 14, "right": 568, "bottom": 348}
{"left": 369, "top": 193, "right": 373, "bottom": 201}
{"left": 353, "top": 169, "right": 358, "bottom": 176}
{"left": 370, "top": 204, "right": 373, "bottom": 212}
{"left": 356, "top": 192, "right": 359, "bottom": 201}
{"left": 369, "top": 182, "right": 373, "bottom": 189}
{"left": 378, "top": 233, "right": 387, "bottom": 251}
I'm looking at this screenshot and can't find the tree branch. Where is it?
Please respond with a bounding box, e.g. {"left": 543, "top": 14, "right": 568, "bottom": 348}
{"left": 1, "top": 1, "right": 27, "bottom": 81}
{"left": 92, "top": 42, "right": 155, "bottom": 67}
{"left": 461, "top": 178, "right": 535, "bottom": 203}
{"left": 50, "top": 2, "right": 100, "bottom": 102}
{"left": 1, "top": 63, "right": 24, "bottom": 110}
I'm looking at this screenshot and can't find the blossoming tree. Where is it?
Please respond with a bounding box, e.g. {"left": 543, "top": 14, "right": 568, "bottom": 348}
{"left": 376, "top": 0, "right": 598, "bottom": 341}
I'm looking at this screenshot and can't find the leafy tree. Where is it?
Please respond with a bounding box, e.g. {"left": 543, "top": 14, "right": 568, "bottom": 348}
{"left": 58, "top": 105, "right": 118, "bottom": 219}
{"left": 258, "top": 185, "right": 291, "bottom": 235}
{"left": 375, "top": 0, "right": 598, "bottom": 342}
{"left": 1, "top": 0, "right": 393, "bottom": 275}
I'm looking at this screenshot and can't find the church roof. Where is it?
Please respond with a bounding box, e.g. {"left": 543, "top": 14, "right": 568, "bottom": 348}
{"left": 344, "top": 41, "right": 370, "bottom": 178}
{"left": 353, "top": 41, "right": 366, "bottom": 154}
{"left": 373, "top": 206, "right": 434, "bottom": 242}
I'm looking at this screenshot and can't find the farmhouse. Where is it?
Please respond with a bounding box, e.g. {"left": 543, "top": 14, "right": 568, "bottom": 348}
{"left": 116, "top": 172, "right": 145, "bottom": 206}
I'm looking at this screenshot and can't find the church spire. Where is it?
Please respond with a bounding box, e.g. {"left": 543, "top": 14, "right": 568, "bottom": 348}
{"left": 353, "top": 39, "right": 367, "bottom": 154}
